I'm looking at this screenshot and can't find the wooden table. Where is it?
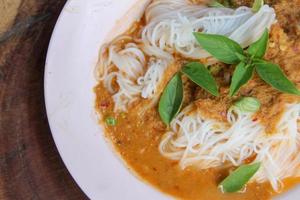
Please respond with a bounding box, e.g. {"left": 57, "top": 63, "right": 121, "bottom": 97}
{"left": 0, "top": 1, "right": 88, "bottom": 199}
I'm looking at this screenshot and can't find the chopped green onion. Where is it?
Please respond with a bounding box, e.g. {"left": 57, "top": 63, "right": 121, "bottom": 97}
{"left": 233, "top": 97, "right": 261, "bottom": 113}
{"left": 106, "top": 116, "right": 117, "bottom": 126}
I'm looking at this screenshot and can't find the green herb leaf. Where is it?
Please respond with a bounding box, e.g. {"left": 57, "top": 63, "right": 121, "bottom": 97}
{"left": 106, "top": 116, "right": 117, "bottom": 126}
{"left": 233, "top": 97, "right": 261, "bottom": 113}
{"left": 230, "top": 63, "right": 255, "bottom": 96}
{"left": 182, "top": 62, "right": 219, "bottom": 97}
{"left": 159, "top": 73, "right": 184, "bottom": 125}
{"left": 235, "top": 52, "right": 247, "bottom": 62}
{"left": 209, "top": 0, "right": 225, "bottom": 7}
{"left": 252, "top": 0, "right": 264, "bottom": 12}
{"left": 193, "top": 33, "right": 244, "bottom": 64}
{"left": 219, "top": 163, "right": 261, "bottom": 193}
{"left": 255, "top": 61, "right": 300, "bottom": 96}
{"left": 247, "top": 29, "right": 269, "bottom": 58}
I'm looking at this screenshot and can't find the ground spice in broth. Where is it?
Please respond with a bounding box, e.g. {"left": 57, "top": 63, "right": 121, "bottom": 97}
{"left": 95, "top": 0, "right": 300, "bottom": 199}
{"left": 95, "top": 84, "right": 273, "bottom": 200}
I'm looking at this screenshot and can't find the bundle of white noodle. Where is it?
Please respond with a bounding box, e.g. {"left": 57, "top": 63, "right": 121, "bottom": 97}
{"left": 142, "top": 0, "right": 276, "bottom": 59}
{"left": 159, "top": 103, "right": 300, "bottom": 192}
{"left": 97, "top": 37, "right": 168, "bottom": 111}
{"left": 97, "top": 0, "right": 276, "bottom": 112}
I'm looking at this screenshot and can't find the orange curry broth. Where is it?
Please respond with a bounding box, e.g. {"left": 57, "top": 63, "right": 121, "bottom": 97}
{"left": 95, "top": 0, "right": 300, "bottom": 199}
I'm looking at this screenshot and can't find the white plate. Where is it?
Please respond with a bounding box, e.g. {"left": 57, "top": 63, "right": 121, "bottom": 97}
{"left": 44, "top": 0, "right": 299, "bottom": 199}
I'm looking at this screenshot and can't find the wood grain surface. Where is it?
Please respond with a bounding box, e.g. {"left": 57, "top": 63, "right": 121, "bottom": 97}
{"left": 0, "top": 1, "right": 88, "bottom": 199}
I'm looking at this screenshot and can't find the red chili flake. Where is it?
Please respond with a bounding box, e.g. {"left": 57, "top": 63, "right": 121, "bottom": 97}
{"left": 252, "top": 118, "right": 258, "bottom": 122}
{"left": 293, "top": 46, "right": 300, "bottom": 53}
{"left": 100, "top": 100, "right": 110, "bottom": 108}
{"left": 221, "top": 111, "right": 227, "bottom": 118}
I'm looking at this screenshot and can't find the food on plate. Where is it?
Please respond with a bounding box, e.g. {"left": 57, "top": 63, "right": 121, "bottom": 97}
{"left": 95, "top": 0, "right": 300, "bottom": 199}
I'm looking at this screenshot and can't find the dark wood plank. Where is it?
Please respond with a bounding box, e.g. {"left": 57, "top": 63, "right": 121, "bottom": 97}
{"left": 0, "top": 1, "right": 89, "bottom": 199}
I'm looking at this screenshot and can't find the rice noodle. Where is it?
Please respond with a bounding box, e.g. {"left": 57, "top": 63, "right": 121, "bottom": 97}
{"left": 96, "top": 0, "right": 300, "bottom": 192}
{"left": 142, "top": 0, "right": 276, "bottom": 59}
{"left": 253, "top": 104, "right": 300, "bottom": 191}
{"left": 138, "top": 59, "right": 168, "bottom": 98}
{"left": 159, "top": 104, "right": 300, "bottom": 192}
{"left": 97, "top": 36, "right": 168, "bottom": 111}
{"left": 97, "top": 0, "right": 277, "bottom": 112}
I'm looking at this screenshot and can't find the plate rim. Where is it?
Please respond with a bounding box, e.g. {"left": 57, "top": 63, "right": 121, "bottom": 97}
{"left": 44, "top": 0, "right": 86, "bottom": 196}
{"left": 43, "top": 0, "right": 300, "bottom": 199}
{"left": 44, "top": 0, "right": 169, "bottom": 199}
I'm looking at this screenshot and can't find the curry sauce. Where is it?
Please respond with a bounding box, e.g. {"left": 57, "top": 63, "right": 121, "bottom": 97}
{"left": 95, "top": 0, "right": 300, "bottom": 199}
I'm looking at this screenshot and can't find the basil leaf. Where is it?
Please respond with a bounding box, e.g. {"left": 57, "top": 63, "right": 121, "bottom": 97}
{"left": 256, "top": 62, "right": 300, "bottom": 96}
{"left": 235, "top": 52, "right": 246, "bottom": 62}
{"left": 209, "top": 1, "right": 225, "bottom": 7}
{"left": 159, "top": 73, "right": 184, "bottom": 125}
{"left": 219, "top": 163, "right": 261, "bottom": 193}
{"left": 252, "top": 57, "right": 264, "bottom": 64}
{"left": 247, "top": 29, "right": 269, "bottom": 59}
{"left": 193, "top": 33, "right": 244, "bottom": 64}
{"left": 252, "top": 0, "right": 264, "bottom": 12}
{"left": 230, "top": 62, "right": 255, "bottom": 96}
{"left": 182, "top": 62, "right": 219, "bottom": 97}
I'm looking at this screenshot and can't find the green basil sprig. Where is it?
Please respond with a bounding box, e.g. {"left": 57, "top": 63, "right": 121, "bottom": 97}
{"left": 255, "top": 61, "right": 300, "bottom": 95}
{"left": 247, "top": 28, "right": 269, "bottom": 58}
{"left": 158, "top": 64, "right": 220, "bottom": 124}
{"left": 230, "top": 63, "right": 254, "bottom": 96}
{"left": 219, "top": 163, "right": 261, "bottom": 193}
{"left": 159, "top": 73, "right": 183, "bottom": 125}
{"left": 182, "top": 62, "right": 219, "bottom": 97}
{"left": 194, "top": 29, "right": 300, "bottom": 96}
{"left": 194, "top": 33, "right": 243, "bottom": 64}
